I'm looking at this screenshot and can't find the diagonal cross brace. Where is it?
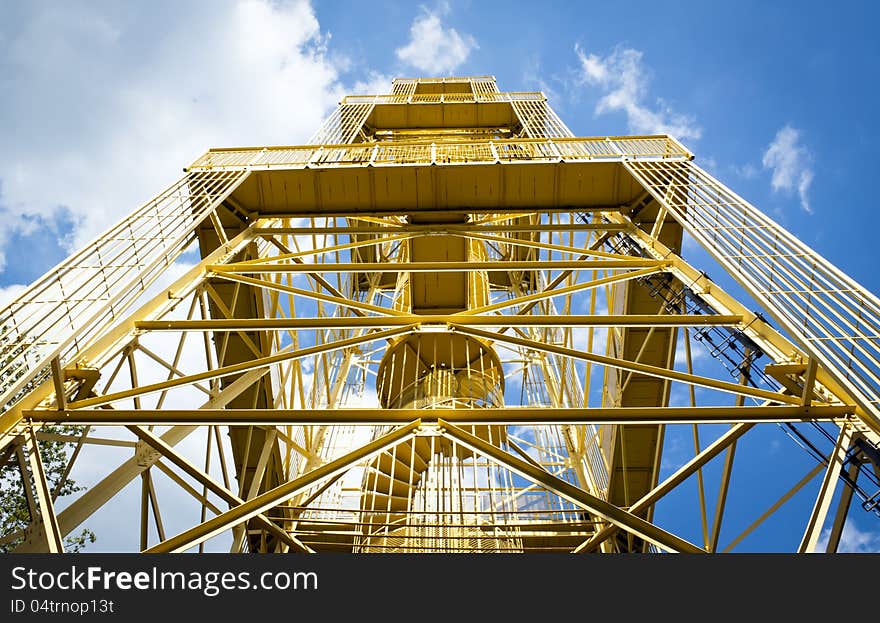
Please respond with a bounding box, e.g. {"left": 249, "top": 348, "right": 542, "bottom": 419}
{"left": 437, "top": 419, "right": 705, "bottom": 554}
{"left": 144, "top": 420, "right": 422, "bottom": 553}
{"left": 127, "top": 425, "right": 313, "bottom": 554}
{"left": 573, "top": 422, "right": 755, "bottom": 552}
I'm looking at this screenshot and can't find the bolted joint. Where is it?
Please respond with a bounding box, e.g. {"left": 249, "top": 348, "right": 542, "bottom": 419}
{"left": 18, "top": 519, "right": 47, "bottom": 552}
{"left": 415, "top": 423, "right": 444, "bottom": 437}
{"left": 134, "top": 440, "right": 161, "bottom": 468}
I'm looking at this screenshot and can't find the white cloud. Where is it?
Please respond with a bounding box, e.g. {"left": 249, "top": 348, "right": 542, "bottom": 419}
{"left": 340, "top": 383, "right": 379, "bottom": 408}
{"left": 816, "top": 521, "right": 880, "bottom": 553}
{"left": 0, "top": 0, "right": 349, "bottom": 265}
{"left": 674, "top": 337, "right": 707, "bottom": 369}
{"left": 700, "top": 156, "right": 718, "bottom": 174}
{"left": 574, "top": 44, "right": 701, "bottom": 141}
{"left": 762, "top": 125, "right": 814, "bottom": 214}
{"left": 681, "top": 230, "right": 702, "bottom": 255}
{"left": 579, "top": 53, "right": 608, "bottom": 84}
{"left": 734, "top": 162, "right": 760, "bottom": 180}
{"left": 352, "top": 70, "right": 395, "bottom": 96}
{"left": 522, "top": 55, "right": 561, "bottom": 105}
{"left": 0, "top": 283, "right": 27, "bottom": 308}
{"left": 395, "top": 4, "right": 477, "bottom": 75}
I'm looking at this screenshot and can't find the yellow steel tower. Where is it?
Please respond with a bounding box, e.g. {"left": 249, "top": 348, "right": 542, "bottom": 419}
{"left": 1, "top": 76, "right": 879, "bottom": 553}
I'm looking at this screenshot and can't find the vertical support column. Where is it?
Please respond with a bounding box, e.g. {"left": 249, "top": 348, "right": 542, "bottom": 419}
{"left": 25, "top": 426, "right": 65, "bottom": 553}
{"left": 140, "top": 471, "right": 150, "bottom": 550}
{"left": 709, "top": 348, "right": 752, "bottom": 552}
{"left": 50, "top": 357, "right": 67, "bottom": 410}
{"left": 798, "top": 423, "right": 854, "bottom": 552}
{"left": 824, "top": 460, "right": 860, "bottom": 552}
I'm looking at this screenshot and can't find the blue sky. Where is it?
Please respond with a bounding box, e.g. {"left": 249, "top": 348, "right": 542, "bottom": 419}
{"left": 3, "top": 1, "right": 879, "bottom": 296}
{"left": 2, "top": 0, "right": 879, "bottom": 552}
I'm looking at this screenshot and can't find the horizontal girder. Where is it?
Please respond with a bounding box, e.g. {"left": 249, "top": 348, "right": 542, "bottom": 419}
{"left": 134, "top": 314, "right": 744, "bottom": 331}
{"left": 25, "top": 405, "right": 853, "bottom": 425}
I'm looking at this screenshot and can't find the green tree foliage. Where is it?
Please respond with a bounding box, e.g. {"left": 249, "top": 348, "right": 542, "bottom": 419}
{"left": 0, "top": 325, "right": 95, "bottom": 552}
{"left": 0, "top": 425, "right": 96, "bottom": 552}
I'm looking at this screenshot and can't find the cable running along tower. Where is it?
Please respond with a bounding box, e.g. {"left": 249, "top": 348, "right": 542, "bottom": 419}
{"left": 2, "top": 76, "right": 879, "bottom": 554}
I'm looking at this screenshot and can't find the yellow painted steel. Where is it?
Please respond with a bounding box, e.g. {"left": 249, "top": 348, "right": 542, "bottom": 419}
{"left": 2, "top": 75, "right": 878, "bottom": 555}
{"left": 26, "top": 405, "right": 854, "bottom": 425}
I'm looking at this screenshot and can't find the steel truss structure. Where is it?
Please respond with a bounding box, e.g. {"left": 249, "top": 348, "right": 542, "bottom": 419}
{"left": 1, "top": 76, "right": 879, "bottom": 554}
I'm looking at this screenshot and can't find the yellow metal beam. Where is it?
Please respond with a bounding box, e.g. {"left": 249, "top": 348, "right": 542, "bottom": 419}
{"left": 134, "top": 314, "right": 745, "bottom": 331}
{"left": 209, "top": 259, "right": 666, "bottom": 273}
{"left": 0, "top": 222, "right": 264, "bottom": 450}
{"left": 233, "top": 232, "right": 415, "bottom": 265}
{"left": 610, "top": 211, "right": 880, "bottom": 436}
{"left": 253, "top": 223, "right": 629, "bottom": 236}
{"left": 452, "top": 324, "right": 808, "bottom": 406}
{"left": 454, "top": 230, "right": 641, "bottom": 260}
{"left": 211, "top": 272, "right": 411, "bottom": 317}
{"left": 798, "top": 423, "right": 854, "bottom": 552}
{"left": 24, "top": 427, "right": 64, "bottom": 553}
{"left": 437, "top": 419, "right": 705, "bottom": 554}
{"left": 66, "top": 325, "right": 415, "bottom": 410}
{"left": 574, "top": 423, "right": 755, "bottom": 553}
{"left": 456, "top": 267, "right": 666, "bottom": 316}
{"left": 127, "top": 425, "right": 313, "bottom": 554}
{"left": 26, "top": 405, "right": 854, "bottom": 425}
{"left": 186, "top": 135, "right": 692, "bottom": 171}
{"left": 144, "top": 421, "right": 421, "bottom": 553}
{"left": 721, "top": 462, "right": 825, "bottom": 553}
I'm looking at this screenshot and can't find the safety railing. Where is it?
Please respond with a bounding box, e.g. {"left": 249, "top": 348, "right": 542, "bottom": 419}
{"left": 392, "top": 75, "right": 496, "bottom": 84}
{"left": 342, "top": 92, "right": 547, "bottom": 105}
{"left": 0, "top": 169, "right": 250, "bottom": 413}
{"left": 187, "top": 135, "right": 693, "bottom": 171}
{"left": 625, "top": 159, "right": 880, "bottom": 425}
